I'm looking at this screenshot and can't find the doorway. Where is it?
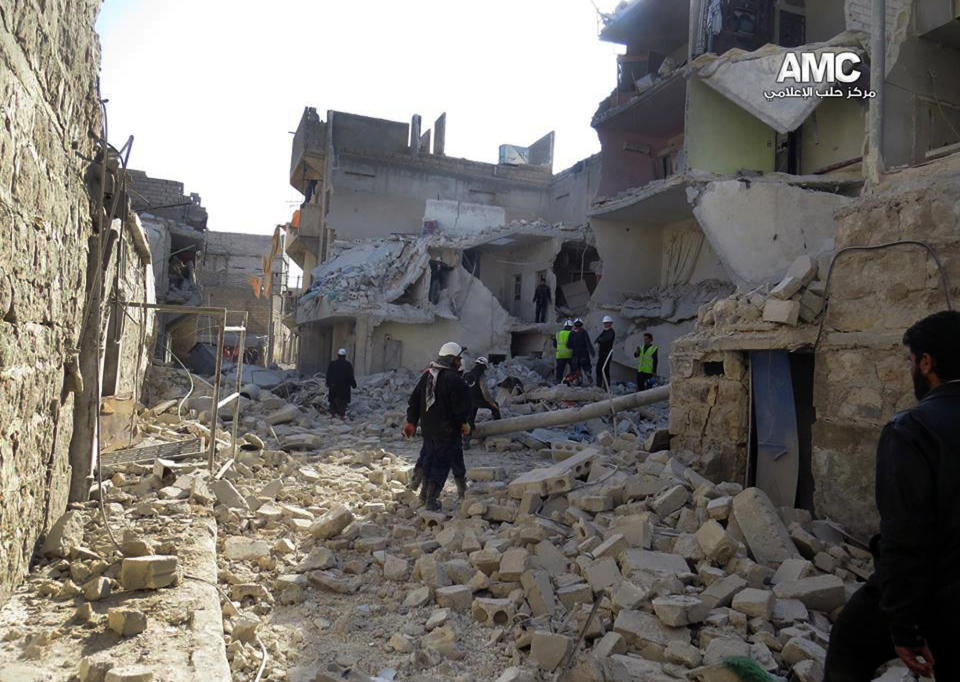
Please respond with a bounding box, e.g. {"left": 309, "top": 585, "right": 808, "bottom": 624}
{"left": 748, "top": 349, "right": 816, "bottom": 510}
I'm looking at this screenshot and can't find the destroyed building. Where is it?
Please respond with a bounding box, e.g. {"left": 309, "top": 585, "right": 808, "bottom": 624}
{"left": 3, "top": 1, "right": 960, "bottom": 681}
{"left": 132, "top": 171, "right": 292, "bottom": 370}
{"left": 662, "top": 0, "right": 960, "bottom": 539}
{"left": 285, "top": 110, "right": 603, "bottom": 375}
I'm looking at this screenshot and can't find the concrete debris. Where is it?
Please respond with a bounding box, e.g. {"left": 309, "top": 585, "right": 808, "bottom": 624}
{"left": 0, "top": 361, "right": 870, "bottom": 682}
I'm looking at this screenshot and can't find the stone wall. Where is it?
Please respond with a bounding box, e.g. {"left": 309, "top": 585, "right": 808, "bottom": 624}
{"left": 812, "top": 152, "right": 960, "bottom": 539}
{"left": 126, "top": 169, "right": 207, "bottom": 229}
{"left": 669, "top": 347, "right": 750, "bottom": 483}
{"left": 0, "top": 1, "right": 102, "bottom": 602}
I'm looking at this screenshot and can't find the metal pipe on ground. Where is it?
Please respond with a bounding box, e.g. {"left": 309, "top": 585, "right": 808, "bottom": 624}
{"left": 472, "top": 384, "right": 670, "bottom": 439}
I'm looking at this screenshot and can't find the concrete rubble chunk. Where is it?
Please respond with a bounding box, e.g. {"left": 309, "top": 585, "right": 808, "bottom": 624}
{"left": 43, "top": 511, "right": 84, "bottom": 558}
{"left": 762, "top": 298, "right": 801, "bottom": 326}
{"left": 499, "top": 547, "right": 530, "bottom": 581}
{"left": 695, "top": 519, "right": 739, "bottom": 564}
{"left": 651, "top": 485, "right": 689, "bottom": 517}
{"left": 494, "top": 668, "right": 534, "bottom": 682}
{"left": 782, "top": 636, "right": 827, "bottom": 666}
{"left": 119, "top": 555, "right": 179, "bottom": 590}
{"left": 529, "top": 631, "right": 570, "bottom": 671}
{"left": 435, "top": 585, "right": 472, "bottom": 611}
{"left": 223, "top": 537, "right": 271, "bottom": 562}
{"left": 82, "top": 576, "right": 111, "bottom": 601}
{"left": 472, "top": 597, "right": 515, "bottom": 626}
{"left": 732, "top": 487, "right": 801, "bottom": 564}
{"left": 210, "top": 479, "right": 250, "bottom": 511}
{"left": 104, "top": 667, "right": 154, "bottom": 682}
{"left": 265, "top": 403, "right": 300, "bottom": 425}
{"left": 787, "top": 254, "right": 818, "bottom": 285}
{"left": 593, "top": 631, "right": 627, "bottom": 658}
{"left": 107, "top": 608, "right": 147, "bottom": 636}
{"left": 613, "top": 609, "right": 690, "bottom": 649}
{"left": 773, "top": 574, "right": 846, "bottom": 612}
{"left": 310, "top": 504, "right": 355, "bottom": 540}
{"left": 652, "top": 594, "right": 704, "bottom": 627}
{"left": 620, "top": 549, "right": 690, "bottom": 578}
{"left": 731, "top": 587, "right": 775, "bottom": 619}
{"left": 78, "top": 657, "right": 115, "bottom": 682}
{"left": 306, "top": 570, "right": 361, "bottom": 594}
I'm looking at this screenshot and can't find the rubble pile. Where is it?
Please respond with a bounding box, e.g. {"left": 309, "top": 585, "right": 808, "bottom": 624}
{"left": 699, "top": 255, "right": 827, "bottom": 330}
{"left": 0, "top": 358, "right": 892, "bottom": 682}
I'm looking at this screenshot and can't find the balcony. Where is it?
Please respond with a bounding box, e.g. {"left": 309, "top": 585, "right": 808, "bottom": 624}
{"left": 284, "top": 230, "right": 320, "bottom": 271}
{"left": 290, "top": 107, "right": 327, "bottom": 195}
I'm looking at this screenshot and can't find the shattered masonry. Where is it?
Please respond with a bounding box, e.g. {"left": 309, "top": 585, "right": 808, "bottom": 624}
{"left": 0, "top": 0, "right": 959, "bottom": 681}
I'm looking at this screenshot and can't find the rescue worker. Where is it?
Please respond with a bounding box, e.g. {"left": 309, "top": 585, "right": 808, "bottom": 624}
{"left": 533, "top": 277, "right": 552, "bottom": 323}
{"left": 569, "top": 318, "right": 594, "bottom": 383}
{"left": 595, "top": 316, "right": 616, "bottom": 390}
{"left": 553, "top": 320, "right": 573, "bottom": 383}
{"left": 402, "top": 342, "right": 470, "bottom": 511}
{"left": 325, "top": 348, "right": 357, "bottom": 419}
{"left": 463, "top": 357, "right": 501, "bottom": 450}
{"left": 824, "top": 311, "right": 960, "bottom": 681}
{"left": 634, "top": 333, "right": 658, "bottom": 390}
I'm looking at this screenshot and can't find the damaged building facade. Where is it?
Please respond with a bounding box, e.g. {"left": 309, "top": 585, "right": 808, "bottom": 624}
{"left": 285, "top": 109, "right": 603, "bottom": 375}
{"left": 132, "top": 171, "right": 292, "bottom": 371}
{"left": 656, "top": 0, "right": 960, "bottom": 539}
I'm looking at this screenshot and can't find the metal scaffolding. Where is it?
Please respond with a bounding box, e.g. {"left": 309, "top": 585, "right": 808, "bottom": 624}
{"left": 123, "top": 302, "right": 248, "bottom": 471}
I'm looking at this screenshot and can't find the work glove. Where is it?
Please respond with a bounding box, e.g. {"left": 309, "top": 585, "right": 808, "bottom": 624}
{"left": 402, "top": 422, "right": 416, "bottom": 439}
{"left": 461, "top": 423, "right": 471, "bottom": 436}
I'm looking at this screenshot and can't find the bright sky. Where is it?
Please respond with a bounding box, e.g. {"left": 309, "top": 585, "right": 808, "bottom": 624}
{"left": 96, "top": 0, "right": 624, "bottom": 237}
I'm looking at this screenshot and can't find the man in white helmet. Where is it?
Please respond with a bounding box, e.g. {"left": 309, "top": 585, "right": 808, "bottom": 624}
{"left": 326, "top": 348, "right": 357, "bottom": 419}
{"left": 595, "top": 316, "right": 616, "bottom": 390}
{"left": 402, "top": 342, "right": 470, "bottom": 510}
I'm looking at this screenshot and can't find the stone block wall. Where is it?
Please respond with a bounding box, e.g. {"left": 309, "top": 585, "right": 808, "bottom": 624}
{"left": 0, "top": 1, "right": 102, "bottom": 602}
{"left": 813, "top": 153, "right": 960, "bottom": 539}
{"left": 126, "top": 169, "right": 207, "bottom": 229}
{"left": 669, "top": 348, "right": 750, "bottom": 483}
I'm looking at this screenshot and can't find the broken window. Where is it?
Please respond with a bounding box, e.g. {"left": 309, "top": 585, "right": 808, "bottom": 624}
{"left": 428, "top": 260, "right": 453, "bottom": 305}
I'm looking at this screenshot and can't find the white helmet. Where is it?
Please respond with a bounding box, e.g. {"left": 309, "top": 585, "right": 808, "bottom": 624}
{"left": 574, "top": 318, "right": 584, "bottom": 326}
{"left": 602, "top": 315, "right": 614, "bottom": 324}
{"left": 438, "top": 342, "right": 463, "bottom": 357}
{"left": 475, "top": 357, "right": 489, "bottom": 366}
{"left": 337, "top": 348, "right": 347, "bottom": 356}
{"left": 564, "top": 319, "right": 573, "bottom": 328}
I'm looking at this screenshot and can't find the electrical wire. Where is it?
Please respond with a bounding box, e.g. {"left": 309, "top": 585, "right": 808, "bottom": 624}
{"left": 815, "top": 240, "right": 954, "bottom": 350}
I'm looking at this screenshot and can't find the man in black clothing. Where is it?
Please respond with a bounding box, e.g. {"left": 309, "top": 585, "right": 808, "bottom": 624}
{"left": 326, "top": 348, "right": 357, "bottom": 419}
{"left": 463, "top": 357, "right": 501, "bottom": 453}
{"left": 824, "top": 311, "right": 960, "bottom": 681}
{"left": 595, "top": 316, "right": 616, "bottom": 390}
{"left": 533, "top": 277, "right": 552, "bottom": 324}
{"left": 568, "top": 318, "right": 593, "bottom": 383}
{"left": 402, "top": 342, "right": 470, "bottom": 511}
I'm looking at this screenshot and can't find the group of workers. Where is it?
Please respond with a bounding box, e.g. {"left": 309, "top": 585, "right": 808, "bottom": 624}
{"left": 553, "top": 317, "right": 659, "bottom": 390}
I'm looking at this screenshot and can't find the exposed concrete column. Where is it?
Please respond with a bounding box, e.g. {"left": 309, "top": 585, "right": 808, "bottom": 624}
{"left": 434, "top": 113, "right": 446, "bottom": 156}
{"left": 410, "top": 114, "right": 422, "bottom": 154}
{"left": 867, "top": 0, "right": 886, "bottom": 185}
{"left": 353, "top": 316, "right": 374, "bottom": 376}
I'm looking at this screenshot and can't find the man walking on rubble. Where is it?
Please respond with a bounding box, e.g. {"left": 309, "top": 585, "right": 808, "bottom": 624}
{"left": 553, "top": 320, "right": 574, "bottom": 384}
{"left": 326, "top": 348, "right": 357, "bottom": 420}
{"left": 824, "top": 311, "right": 960, "bottom": 681}
{"left": 595, "top": 316, "right": 616, "bottom": 390}
{"left": 463, "top": 357, "right": 501, "bottom": 450}
{"left": 533, "top": 276, "right": 552, "bottom": 324}
{"left": 402, "top": 342, "right": 471, "bottom": 510}
{"left": 634, "top": 333, "right": 658, "bottom": 390}
{"left": 568, "top": 318, "right": 594, "bottom": 384}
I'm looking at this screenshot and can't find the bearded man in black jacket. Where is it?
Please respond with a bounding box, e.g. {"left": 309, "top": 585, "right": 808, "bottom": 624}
{"left": 825, "top": 311, "right": 960, "bottom": 681}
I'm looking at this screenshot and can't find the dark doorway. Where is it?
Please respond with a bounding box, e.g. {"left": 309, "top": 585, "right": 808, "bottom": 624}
{"left": 748, "top": 349, "right": 816, "bottom": 511}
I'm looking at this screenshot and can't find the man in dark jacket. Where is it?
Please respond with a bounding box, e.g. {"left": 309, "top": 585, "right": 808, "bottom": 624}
{"left": 824, "top": 311, "right": 960, "bottom": 681}
{"left": 402, "top": 342, "right": 470, "bottom": 511}
{"left": 326, "top": 348, "right": 357, "bottom": 419}
{"left": 533, "top": 277, "right": 552, "bottom": 323}
{"left": 568, "top": 318, "right": 594, "bottom": 383}
{"left": 595, "top": 316, "right": 616, "bottom": 390}
{"left": 463, "top": 357, "right": 501, "bottom": 452}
